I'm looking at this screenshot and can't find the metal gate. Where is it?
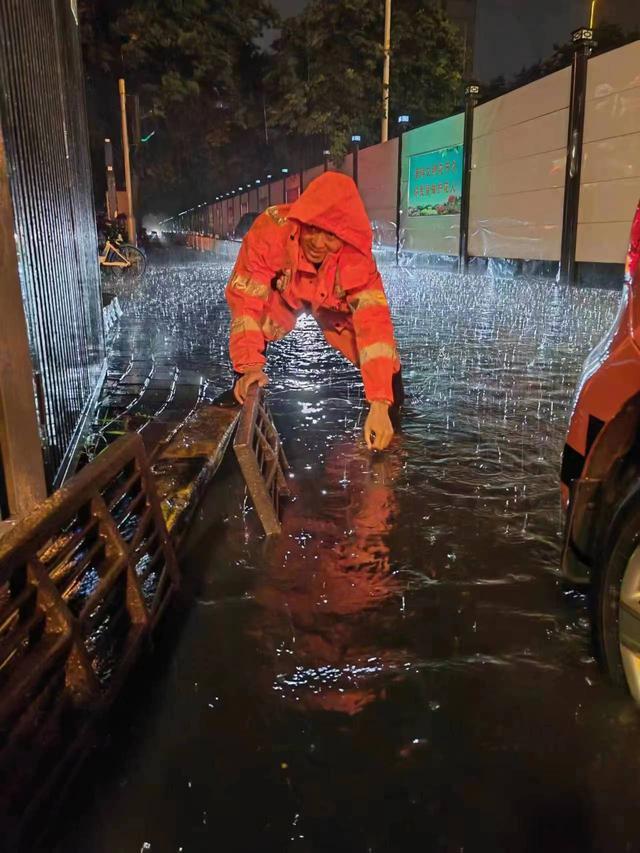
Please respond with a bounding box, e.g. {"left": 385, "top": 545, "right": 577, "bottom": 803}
{"left": 0, "top": 0, "right": 105, "bottom": 487}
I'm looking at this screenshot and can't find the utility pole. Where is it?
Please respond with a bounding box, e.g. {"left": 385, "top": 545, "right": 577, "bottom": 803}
{"left": 381, "top": 0, "right": 391, "bottom": 143}
{"left": 118, "top": 78, "right": 136, "bottom": 245}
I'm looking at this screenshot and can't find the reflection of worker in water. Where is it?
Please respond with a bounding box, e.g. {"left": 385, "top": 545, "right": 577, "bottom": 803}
{"left": 251, "top": 448, "right": 405, "bottom": 716}
{"left": 225, "top": 172, "right": 403, "bottom": 450}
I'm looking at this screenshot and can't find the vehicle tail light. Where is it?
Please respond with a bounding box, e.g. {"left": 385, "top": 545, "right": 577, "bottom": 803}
{"left": 625, "top": 200, "right": 640, "bottom": 284}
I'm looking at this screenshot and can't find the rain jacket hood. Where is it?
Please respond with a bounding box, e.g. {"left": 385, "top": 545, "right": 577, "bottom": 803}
{"left": 288, "top": 172, "right": 373, "bottom": 257}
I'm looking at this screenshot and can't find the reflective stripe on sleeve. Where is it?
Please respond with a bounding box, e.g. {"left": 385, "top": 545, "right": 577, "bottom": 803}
{"left": 347, "top": 290, "right": 389, "bottom": 312}
{"left": 230, "top": 315, "right": 262, "bottom": 335}
{"left": 359, "top": 342, "right": 398, "bottom": 365}
{"left": 262, "top": 316, "right": 288, "bottom": 340}
{"left": 230, "top": 274, "right": 270, "bottom": 299}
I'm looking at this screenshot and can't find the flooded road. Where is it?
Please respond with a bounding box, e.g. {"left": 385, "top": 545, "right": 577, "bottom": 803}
{"left": 56, "top": 255, "right": 640, "bottom": 852}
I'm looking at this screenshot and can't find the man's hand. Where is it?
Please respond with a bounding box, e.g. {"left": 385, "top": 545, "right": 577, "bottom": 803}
{"left": 233, "top": 369, "right": 269, "bottom": 404}
{"left": 364, "top": 401, "right": 394, "bottom": 451}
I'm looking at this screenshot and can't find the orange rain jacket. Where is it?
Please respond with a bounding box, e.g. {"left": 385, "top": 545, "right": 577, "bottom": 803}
{"left": 225, "top": 172, "right": 400, "bottom": 403}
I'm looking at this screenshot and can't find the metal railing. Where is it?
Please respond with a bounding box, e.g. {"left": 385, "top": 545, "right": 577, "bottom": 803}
{"left": 0, "top": 433, "right": 178, "bottom": 844}
{"left": 234, "top": 386, "right": 289, "bottom": 535}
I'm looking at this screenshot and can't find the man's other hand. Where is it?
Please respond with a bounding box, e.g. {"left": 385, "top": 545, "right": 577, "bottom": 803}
{"left": 233, "top": 369, "right": 269, "bottom": 404}
{"left": 364, "top": 401, "right": 394, "bottom": 451}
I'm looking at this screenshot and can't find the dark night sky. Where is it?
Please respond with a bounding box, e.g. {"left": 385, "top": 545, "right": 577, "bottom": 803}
{"left": 268, "top": 0, "right": 635, "bottom": 81}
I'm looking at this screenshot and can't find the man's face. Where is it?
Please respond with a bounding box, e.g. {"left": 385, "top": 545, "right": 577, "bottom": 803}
{"left": 300, "top": 224, "right": 344, "bottom": 265}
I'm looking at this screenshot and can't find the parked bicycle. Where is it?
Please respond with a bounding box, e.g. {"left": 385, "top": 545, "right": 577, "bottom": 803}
{"left": 99, "top": 239, "right": 147, "bottom": 280}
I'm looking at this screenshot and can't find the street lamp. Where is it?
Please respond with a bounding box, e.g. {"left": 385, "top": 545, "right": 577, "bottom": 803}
{"left": 323, "top": 149, "right": 331, "bottom": 172}
{"left": 281, "top": 167, "right": 289, "bottom": 203}
{"left": 351, "top": 135, "right": 361, "bottom": 187}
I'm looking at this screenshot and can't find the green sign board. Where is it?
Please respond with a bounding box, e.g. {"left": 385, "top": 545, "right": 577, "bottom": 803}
{"left": 408, "top": 145, "right": 463, "bottom": 217}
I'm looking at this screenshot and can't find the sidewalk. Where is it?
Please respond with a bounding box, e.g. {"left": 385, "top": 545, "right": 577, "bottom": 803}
{"left": 95, "top": 248, "right": 239, "bottom": 538}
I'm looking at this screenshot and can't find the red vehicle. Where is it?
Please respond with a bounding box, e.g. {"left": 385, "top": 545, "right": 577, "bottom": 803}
{"left": 561, "top": 200, "right": 640, "bottom": 701}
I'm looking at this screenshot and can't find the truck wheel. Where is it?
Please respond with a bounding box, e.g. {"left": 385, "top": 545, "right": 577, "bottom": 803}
{"left": 596, "top": 497, "right": 640, "bottom": 703}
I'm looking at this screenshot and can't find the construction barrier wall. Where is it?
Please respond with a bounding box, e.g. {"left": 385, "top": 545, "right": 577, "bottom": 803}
{"left": 577, "top": 40, "right": 640, "bottom": 263}
{"left": 172, "top": 40, "right": 640, "bottom": 273}
{"left": 469, "top": 68, "right": 570, "bottom": 262}
{"left": 359, "top": 139, "right": 398, "bottom": 248}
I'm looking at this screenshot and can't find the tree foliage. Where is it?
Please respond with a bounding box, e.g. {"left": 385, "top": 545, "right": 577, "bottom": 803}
{"left": 79, "top": 0, "right": 277, "bottom": 211}
{"left": 483, "top": 21, "right": 640, "bottom": 101}
{"left": 268, "top": 0, "right": 464, "bottom": 161}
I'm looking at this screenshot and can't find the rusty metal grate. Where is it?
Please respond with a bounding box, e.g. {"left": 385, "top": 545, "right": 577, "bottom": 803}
{"left": 0, "top": 433, "right": 178, "bottom": 842}
{"left": 233, "top": 386, "right": 289, "bottom": 536}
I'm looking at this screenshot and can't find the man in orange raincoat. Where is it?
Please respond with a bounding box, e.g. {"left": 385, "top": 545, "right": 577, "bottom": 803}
{"left": 225, "top": 172, "right": 402, "bottom": 450}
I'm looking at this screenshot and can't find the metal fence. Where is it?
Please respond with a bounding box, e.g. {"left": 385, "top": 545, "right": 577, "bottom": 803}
{"left": 0, "top": 432, "right": 178, "bottom": 847}
{"left": 0, "top": 0, "right": 105, "bottom": 487}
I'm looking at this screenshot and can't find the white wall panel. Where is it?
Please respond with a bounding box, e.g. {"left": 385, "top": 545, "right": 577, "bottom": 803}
{"left": 577, "top": 39, "right": 640, "bottom": 263}
{"left": 336, "top": 153, "right": 354, "bottom": 178}
{"left": 358, "top": 139, "right": 398, "bottom": 242}
{"left": 303, "top": 165, "right": 324, "bottom": 190}
{"left": 470, "top": 187, "right": 564, "bottom": 259}
{"left": 270, "top": 180, "right": 284, "bottom": 206}
{"left": 474, "top": 68, "right": 571, "bottom": 137}
{"left": 579, "top": 178, "right": 640, "bottom": 223}
{"left": 472, "top": 148, "right": 566, "bottom": 196}
{"left": 258, "top": 186, "right": 269, "bottom": 211}
{"left": 469, "top": 66, "right": 569, "bottom": 261}
{"left": 577, "top": 221, "right": 634, "bottom": 263}
{"left": 471, "top": 223, "right": 561, "bottom": 261}
{"left": 582, "top": 133, "right": 640, "bottom": 182}
{"left": 584, "top": 86, "right": 640, "bottom": 143}
{"left": 585, "top": 40, "right": 640, "bottom": 101}
{"left": 472, "top": 109, "right": 568, "bottom": 168}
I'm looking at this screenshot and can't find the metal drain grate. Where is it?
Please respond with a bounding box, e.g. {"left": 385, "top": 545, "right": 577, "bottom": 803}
{"left": 233, "top": 386, "right": 289, "bottom": 535}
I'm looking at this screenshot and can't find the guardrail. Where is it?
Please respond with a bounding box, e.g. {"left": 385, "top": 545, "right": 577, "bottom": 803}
{"left": 0, "top": 432, "right": 178, "bottom": 845}
{"left": 185, "top": 233, "right": 216, "bottom": 252}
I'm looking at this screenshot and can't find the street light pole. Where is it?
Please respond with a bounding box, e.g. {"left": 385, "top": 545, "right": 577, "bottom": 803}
{"left": 118, "top": 78, "right": 136, "bottom": 245}
{"left": 351, "top": 136, "right": 361, "bottom": 187}
{"left": 381, "top": 0, "right": 392, "bottom": 143}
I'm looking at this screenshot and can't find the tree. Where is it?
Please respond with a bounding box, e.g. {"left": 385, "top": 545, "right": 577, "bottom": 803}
{"left": 488, "top": 21, "right": 640, "bottom": 98}
{"left": 79, "top": 0, "right": 277, "bottom": 213}
{"left": 267, "top": 0, "right": 464, "bottom": 162}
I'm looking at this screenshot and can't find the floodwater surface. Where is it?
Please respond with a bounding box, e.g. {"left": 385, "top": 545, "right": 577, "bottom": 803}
{"left": 54, "top": 255, "right": 640, "bottom": 853}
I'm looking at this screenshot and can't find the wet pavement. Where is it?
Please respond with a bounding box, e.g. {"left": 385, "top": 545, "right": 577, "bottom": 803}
{"left": 54, "top": 253, "right": 640, "bottom": 853}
